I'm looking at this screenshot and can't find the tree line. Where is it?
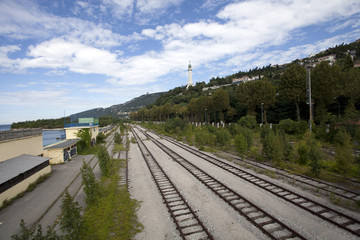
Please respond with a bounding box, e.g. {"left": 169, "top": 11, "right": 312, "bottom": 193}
{"left": 130, "top": 56, "right": 360, "bottom": 126}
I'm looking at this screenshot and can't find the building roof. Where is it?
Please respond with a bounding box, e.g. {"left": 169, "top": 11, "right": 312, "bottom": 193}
{"left": 0, "top": 154, "right": 50, "bottom": 185}
{"left": 44, "top": 139, "right": 80, "bottom": 150}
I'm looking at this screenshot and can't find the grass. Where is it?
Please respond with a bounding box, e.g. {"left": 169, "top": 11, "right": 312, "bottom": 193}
{"left": 0, "top": 173, "right": 52, "bottom": 211}
{"left": 112, "top": 143, "right": 125, "bottom": 154}
{"left": 81, "top": 158, "right": 143, "bottom": 239}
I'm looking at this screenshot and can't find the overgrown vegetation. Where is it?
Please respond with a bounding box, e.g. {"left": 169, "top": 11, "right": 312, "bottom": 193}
{"left": 142, "top": 116, "right": 360, "bottom": 183}
{"left": 12, "top": 130, "right": 142, "bottom": 239}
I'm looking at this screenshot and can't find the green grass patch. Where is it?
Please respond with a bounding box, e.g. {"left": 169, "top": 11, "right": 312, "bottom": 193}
{"left": 112, "top": 143, "right": 125, "bottom": 154}
{"left": 81, "top": 158, "right": 143, "bottom": 239}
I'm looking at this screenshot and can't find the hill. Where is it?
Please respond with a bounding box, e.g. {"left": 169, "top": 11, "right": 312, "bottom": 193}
{"left": 69, "top": 92, "right": 164, "bottom": 121}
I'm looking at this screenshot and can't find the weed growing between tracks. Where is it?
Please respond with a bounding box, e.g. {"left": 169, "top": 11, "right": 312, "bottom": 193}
{"left": 81, "top": 158, "right": 143, "bottom": 239}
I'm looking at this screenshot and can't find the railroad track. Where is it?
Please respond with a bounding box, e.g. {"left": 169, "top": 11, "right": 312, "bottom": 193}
{"left": 131, "top": 127, "right": 214, "bottom": 240}
{"left": 134, "top": 126, "right": 304, "bottom": 240}
{"left": 162, "top": 132, "right": 360, "bottom": 202}
{"left": 141, "top": 127, "right": 360, "bottom": 238}
{"left": 118, "top": 129, "right": 129, "bottom": 191}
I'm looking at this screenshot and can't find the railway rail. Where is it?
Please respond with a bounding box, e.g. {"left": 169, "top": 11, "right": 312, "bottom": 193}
{"left": 134, "top": 126, "right": 304, "bottom": 240}
{"left": 142, "top": 128, "right": 360, "bottom": 238}
{"left": 131, "top": 126, "right": 214, "bottom": 240}
{"left": 118, "top": 131, "right": 129, "bottom": 191}
{"left": 162, "top": 132, "right": 360, "bottom": 202}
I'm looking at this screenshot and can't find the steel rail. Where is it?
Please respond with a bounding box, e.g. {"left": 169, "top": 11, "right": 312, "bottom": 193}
{"left": 131, "top": 126, "right": 213, "bottom": 240}
{"left": 147, "top": 129, "right": 360, "bottom": 238}
{"left": 136, "top": 126, "right": 305, "bottom": 240}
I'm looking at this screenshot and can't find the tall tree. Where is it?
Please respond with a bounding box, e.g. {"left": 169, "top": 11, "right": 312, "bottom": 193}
{"left": 236, "top": 79, "right": 276, "bottom": 122}
{"left": 60, "top": 189, "right": 82, "bottom": 240}
{"left": 212, "top": 88, "right": 230, "bottom": 122}
{"left": 311, "top": 62, "right": 341, "bottom": 122}
{"left": 279, "top": 64, "right": 306, "bottom": 121}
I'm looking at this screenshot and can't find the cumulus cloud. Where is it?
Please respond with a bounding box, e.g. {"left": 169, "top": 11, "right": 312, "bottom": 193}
{"left": 1, "top": 0, "right": 360, "bottom": 88}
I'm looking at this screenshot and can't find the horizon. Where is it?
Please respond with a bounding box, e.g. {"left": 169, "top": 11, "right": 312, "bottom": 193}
{"left": 1, "top": 0, "right": 360, "bottom": 124}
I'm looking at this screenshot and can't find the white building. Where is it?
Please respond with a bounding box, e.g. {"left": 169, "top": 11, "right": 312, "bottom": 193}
{"left": 186, "top": 61, "right": 193, "bottom": 89}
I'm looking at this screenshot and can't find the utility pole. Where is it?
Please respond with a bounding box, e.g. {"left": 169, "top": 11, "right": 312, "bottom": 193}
{"left": 261, "top": 103, "right": 264, "bottom": 124}
{"left": 306, "top": 63, "right": 314, "bottom": 131}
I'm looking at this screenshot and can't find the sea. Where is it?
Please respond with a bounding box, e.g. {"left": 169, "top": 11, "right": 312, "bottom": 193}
{"left": 0, "top": 124, "right": 65, "bottom": 147}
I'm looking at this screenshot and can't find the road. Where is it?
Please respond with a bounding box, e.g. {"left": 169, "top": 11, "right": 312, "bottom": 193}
{"left": 0, "top": 130, "right": 115, "bottom": 239}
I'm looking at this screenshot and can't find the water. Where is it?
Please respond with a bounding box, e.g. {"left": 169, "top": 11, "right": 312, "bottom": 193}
{"left": 0, "top": 124, "right": 11, "bottom": 131}
{"left": 43, "top": 129, "right": 65, "bottom": 147}
{"left": 0, "top": 125, "right": 65, "bottom": 147}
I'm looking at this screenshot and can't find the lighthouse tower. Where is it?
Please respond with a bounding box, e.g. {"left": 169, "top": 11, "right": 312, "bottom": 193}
{"left": 186, "top": 61, "right": 193, "bottom": 89}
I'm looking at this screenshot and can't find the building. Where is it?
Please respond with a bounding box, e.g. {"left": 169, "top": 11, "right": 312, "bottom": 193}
{"left": 0, "top": 154, "right": 51, "bottom": 207}
{"left": 0, "top": 129, "right": 43, "bottom": 163}
{"left": 315, "top": 54, "right": 336, "bottom": 65}
{"left": 232, "top": 75, "right": 264, "bottom": 84}
{"left": 64, "top": 117, "right": 99, "bottom": 145}
{"left": 186, "top": 61, "right": 193, "bottom": 89}
{"left": 43, "top": 139, "right": 80, "bottom": 164}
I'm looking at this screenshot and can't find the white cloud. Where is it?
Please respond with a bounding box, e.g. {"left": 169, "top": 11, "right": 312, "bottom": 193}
{"left": 0, "top": 0, "right": 126, "bottom": 48}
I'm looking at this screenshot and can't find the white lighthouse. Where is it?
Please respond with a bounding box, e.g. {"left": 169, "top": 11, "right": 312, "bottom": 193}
{"left": 186, "top": 61, "right": 193, "bottom": 89}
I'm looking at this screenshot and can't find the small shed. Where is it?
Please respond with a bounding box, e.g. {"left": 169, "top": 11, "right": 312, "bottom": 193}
{"left": 43, "top": 139, "right": 80, "bottom": 164}
{"left": 0, "top": 154, "right": 51, "bottom": 207}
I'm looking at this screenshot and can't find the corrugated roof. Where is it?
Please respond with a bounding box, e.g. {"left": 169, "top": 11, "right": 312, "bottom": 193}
{"left": 0, "top": 154, "right": 50, "bottom": 185}
{"left": 44, "top": 139, "right": 80, "bottom": 150}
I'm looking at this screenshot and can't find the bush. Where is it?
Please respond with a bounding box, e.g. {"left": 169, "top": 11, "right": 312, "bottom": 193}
{"left": 81, "top": 161, "right": 101, "bottom": 205}
{"left": 114, "top": 132, "right": 122, "bottom": 145}
{"left": 11, "top": 219, "right": 61, "bottom": 240}
{"left": 60, "top": 189, "right": 82, "bottom": 240}
{"left": 238, "top": 115, "right": 257, "bottom": 129}
{"left": 297, "top": 141, "right": 310, "bottom": 165}
{"left": 262, "top": 131, "right": 284, "bottom": 163}
{"left": 278, "top": 119, "right": 308, "bottom": 135}
{"left": 97, "top": 146, "right": 111, "bottom": 177}
{"left": 215, "top": 128, "right": 231, "bottom": 147}
{"left": 96, "top": 132, "right": 106, "bottom": 144}
{"left": 235, "top": 134, "right": 248, "bottom": 154}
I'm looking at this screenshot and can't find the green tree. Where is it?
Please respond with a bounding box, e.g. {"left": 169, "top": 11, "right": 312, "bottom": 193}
{"left": 212, "top": 88, "right": 230, "bottom": 122}
{"left": 312, "top": 62, "right": 341, "bottom": 122}
{"left": 97, "top": 146, "right": 111, "bottom": 177}
{"left": 343, "top": 68, "right": 360, "bottom": 112}
{"left": 11, "top": 219, "right": 61, "bottom": 240}
{"left": 235, "top": 134, "right": 248, "bottom": 155}
{"left": 59, "top": 189, "right": 82, "bottom": 240}
{"left": 236, "top": 79, "right": 276, "bottom": 122}
{"left": 114, "top": 132, "right": 122, "bottom": 144}
{"left": 81, "top": 161, "right": 101, "bottom": 205}
{"left": 77, "top": 128, "right": 92, "bottom": 153}
{"left": 279, "top": 64, "right": 306, "bottom": 121}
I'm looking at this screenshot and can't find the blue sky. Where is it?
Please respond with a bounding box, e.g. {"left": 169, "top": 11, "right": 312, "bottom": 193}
{"left": 0, "top": 0, "right": 360, "bottom": 124}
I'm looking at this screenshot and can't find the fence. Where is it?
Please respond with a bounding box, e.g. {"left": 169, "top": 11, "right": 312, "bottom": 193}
{"left": 0, "top": 129, "right": 42, "bottom": 141}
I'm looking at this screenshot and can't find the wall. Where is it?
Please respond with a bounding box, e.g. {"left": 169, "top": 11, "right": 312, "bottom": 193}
{"left": 43, "top": 149, "right": 64, "bottom": 164}
{"left": 0, "top": 165, "right": 51, "bottom": 207}
{"left": 0, "top": 135, "right": 43, "bottom": 163}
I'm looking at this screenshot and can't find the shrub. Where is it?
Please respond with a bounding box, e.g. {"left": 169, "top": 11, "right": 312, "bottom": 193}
{"left": 297, "top": 141, "right": 310, "bottom": 165}
{"left": 60, "top": 189, "right": 82, "bottom": 240}
{"left": 96, "top": 132, "right": 106, "bottom": 144}
{"left": 11, "top": 219, "right": 61, "bottom": 240}
{"left": 238, "top": 115, "right": 257, "bottom": 129}
{"left": 97, "top": 146, "right": 111, "bottom": 177}
{"left": 262, "top": 131, "right": 284, "bottom": 163}
{"left": 215, "top": 128, "right": 231, "bottom": 147}
{"left": 235, "top": 134, "right": 248, "bottom": 154}
{"left": 81, "top": 161, "right": 101, "bottom": 205}
{"left": 114, "top": 132, "right": 122, "bottom": 144}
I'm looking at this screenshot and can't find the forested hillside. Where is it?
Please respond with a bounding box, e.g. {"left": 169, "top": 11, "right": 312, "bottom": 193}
{"left": 131, "top": 39, "right": 360, "bottom": 126}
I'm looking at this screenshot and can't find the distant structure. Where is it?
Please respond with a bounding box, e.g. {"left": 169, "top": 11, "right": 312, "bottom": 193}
{"left": 186, "top": 61, "right": 193, "bottom": 89}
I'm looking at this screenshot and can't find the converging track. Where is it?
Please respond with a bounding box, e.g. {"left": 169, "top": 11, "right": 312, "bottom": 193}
{"left": 133, "top": 125, "right": 304, "bottom": 240}
{"left": 142, "top": 127, "right": 360, "bottom": 238}
{"left": 131, "top": 127, "right": 214, "bottom": 240}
